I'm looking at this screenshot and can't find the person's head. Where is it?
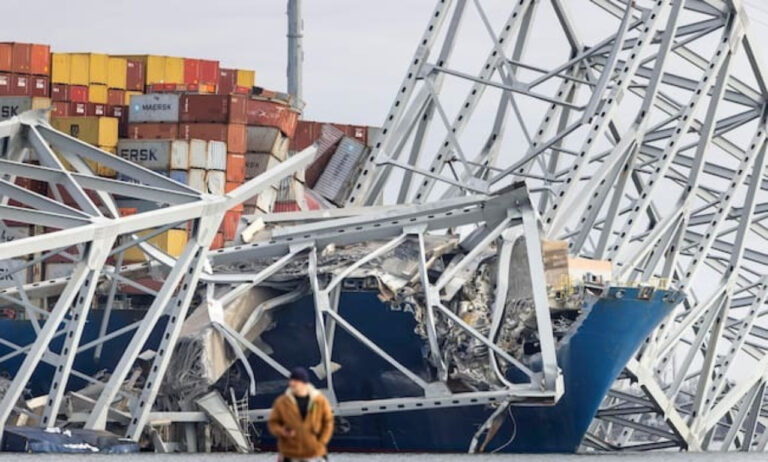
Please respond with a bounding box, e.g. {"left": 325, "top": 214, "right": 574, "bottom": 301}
{"left": 288, "top": 367, "right": 311, "bottom": 397}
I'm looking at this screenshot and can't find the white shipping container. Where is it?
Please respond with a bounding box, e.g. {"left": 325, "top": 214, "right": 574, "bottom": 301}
{"left": 170, "top": 140, "right": 190, "bottom": 170}
{"left": 189, "top": 139, "right": 208, "bottom": 169}
{"left": 315, "top": 136, "right": 367, "bottom": 205}
{"left": 45, "top": 262, "right": 75, "bottom": 281}
{"left": 256, "top": 187, "right": 276, "bottom": 213}
{"left": 206, "top": 141, "right": 227, "bottom": 171}
{"left": 128, "top": 93, "right": 180, "bottom": 123}
{"left": 117, "top": 139, "right": 190, "bottom": 171}
{"left": 206, "top": 170, "right": 226, "bottom": 195}
{"left": 244, "top": 152, "right": 281, "bottom": 179}
{"left": 0, "top": 259, "right": 28, "bottom": 289}
{"left": 246, "top": 126, "right": 289, "bottom": 160}
{"left": 188, "top": 168, "right": 206, "bottom": 192}
{"left": 0, "top": 225, "right": 31, "bottom": 243}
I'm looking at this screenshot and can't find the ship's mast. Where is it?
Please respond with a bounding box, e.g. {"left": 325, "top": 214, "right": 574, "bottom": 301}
{"left": 287, "top": 0, "right": 303, "bottom": 109}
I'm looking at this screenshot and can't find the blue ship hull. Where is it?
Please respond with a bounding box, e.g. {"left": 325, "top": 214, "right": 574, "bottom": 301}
{"left": 0, "top": 286, "right": 680, "bottom": 453}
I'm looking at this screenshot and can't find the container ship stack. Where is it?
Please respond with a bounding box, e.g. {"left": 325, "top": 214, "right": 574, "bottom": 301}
{"left": 0, "top": 41, "right": 379, "bottom": 293}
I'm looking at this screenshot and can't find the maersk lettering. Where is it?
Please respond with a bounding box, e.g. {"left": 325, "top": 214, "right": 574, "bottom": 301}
{"left": 0, "top": 106, "right": 19, "bottom": 118}
{"left": 119, "top": 148, "right": 158, "bottom": 162}
{"left": 140, "top": 104, "right": 172, "bottom": 111}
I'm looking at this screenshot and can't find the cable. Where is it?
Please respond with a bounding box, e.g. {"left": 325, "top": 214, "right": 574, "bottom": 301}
{"left": 490, "top": 406, "right": 518, "bottom": 453}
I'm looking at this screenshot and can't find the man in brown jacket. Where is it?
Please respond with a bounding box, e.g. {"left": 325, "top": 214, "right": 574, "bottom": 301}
{"left": 268, "top": 367, "right": 334, "bottom": 461}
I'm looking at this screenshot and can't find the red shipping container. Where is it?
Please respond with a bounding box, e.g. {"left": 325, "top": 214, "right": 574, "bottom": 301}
{"left": 11, "top": 43, "right": 31, "bottom": 73}
{"left": 210, "top": 232, "right": 225, "bottom": 250}
{"left": 225, "top": 181, "right": 244, "bottom": 212}
{"left": 221, "top": 210, "right": 241, "bottom": 241}
{"left": 107, "top": 89, "right": 125, "bottom": 106}
{"left": 0, "top": 73, "right": 11, "bottom": 96}
{"left": 30, "top": 44, "right": 50, "bottom": 76}
{"left": 217, "top": 68, "right": 236, "bottom": 95}
{"left": 0, "top": 44, "right": 11, "bottom": 72}
{"left": 10, "top": 74, "right": 30, "bottom": 96}
{"left": 246, "top": 99, "right": 298, "bottom": 138}
{"left": 273, "top": 201, "right": 301, "bottom": 213}
{"left": 147, "top": 83, "right": 182, "bottom": 93}
{"left": 52, "top": 101, "right": 70, "bottom": 117}
{"left": 30, "top": 75, "right": 49, "bottom": 97}
{"left": 290, "top": 120, "right": 315, "bottom": 151}
{"left": 86, "top": 103, "right": 107, "bottom": 117}
{"left": 126, "top": 59, "right": 145, "bottom": 91}
{"left": 199, "top": 60, "right": 219, "bottom": 86}
{"left": 185, "top": 83, "right": 199, "bottom": 92}
{"left": 69, "top": 101, "right": 87, "bottom": 116}
{"left": 184, "top": 58, "right": 200, "bottom": 85}
{"left": 69, "top": 85, "right": 88, "bottom": 103}
{"left": 178, "top": 123, "right": 247, "bottom": 153}
{"left": 226, "top": 154, "right": 246, "bottom": 183}
{"left": 109, "top": 105, "right": 129, "bottom": 137}
{"left": 179, "top": 94, "right": 247, "bottom": 124}
{"left": 51, "top": 83, "right": 69, "bottom": 101}
{"left": 128, "top": 123, "right": 178, "bottom": 139}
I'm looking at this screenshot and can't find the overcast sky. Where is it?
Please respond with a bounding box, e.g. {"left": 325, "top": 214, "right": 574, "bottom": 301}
{"left": 1, "top": 0, "right": 766, "bottom": 128}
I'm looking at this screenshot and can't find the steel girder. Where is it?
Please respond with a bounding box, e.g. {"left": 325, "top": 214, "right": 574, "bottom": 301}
{"left": 337, "top": 0, "right": 768, "bottom": 452}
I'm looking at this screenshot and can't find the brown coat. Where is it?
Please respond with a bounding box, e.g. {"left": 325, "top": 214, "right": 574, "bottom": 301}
{"left": 267, "top": 386, "right": 334, "bottom": 459}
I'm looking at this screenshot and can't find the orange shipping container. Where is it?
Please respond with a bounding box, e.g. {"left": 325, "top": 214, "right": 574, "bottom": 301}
{"left": 221, "top": 210, "right": 241, "bottom": 242}
{"left": 11, "top": 43, "right": 32, "bottom": 73}
{"left": 184, "top": 58, "right": 200, "bottom": 85}
{"left": 178, "top": 123, "right": 247, "bottom": 154}
{"left": 226, "top": 154, "right": 246, "bottom": 183}
{"left": 225, "top": 181, "right": 243, "bottom": 212}
{"left": 210, "top": 232, "right": 224, "bottom": 250}
{"left": 0, "top": 44, "right": 11, "bottom": 72}
{"left": 30, "top": 44, "right": 50, "bottom": 75}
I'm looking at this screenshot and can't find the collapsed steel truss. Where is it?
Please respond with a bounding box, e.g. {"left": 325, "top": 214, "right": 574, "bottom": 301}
{"left": 0, "top": 0, "right": 767, "bottom": 453}
{"left": 0, "top": 110, "right": 562, "bottom": 446}
{"left": 347, "top": 0, "right": 768, "bottom": 451}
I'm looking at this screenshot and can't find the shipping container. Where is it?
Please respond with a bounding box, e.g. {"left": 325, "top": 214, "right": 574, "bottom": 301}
{"left": 123, "top": 229, "right": 188, "bottom": 262}
{"left": 217, "top": 68, "right": 237, "bottom": 95}
{"left": 10, "top": 75, "right": 29, "bottom": 96}
{"left": 68, "top": 53, "right": 89, "bottom": 86}
{"left": 206, "top": 170, "right": 225, "bottom": 195}
{"left": 170, "top": 170, "right": 188, "bottom": 185}
{"left": 10, "top": 43, "right": 32, "bottom": 74}
{"left": 189, "top": 139, "right": 207, "bottom": 169}
{"left": 117, "top": 139, "right": 190, "bottom": 171}
{"left": 88, "top": 84, "right": 108, "bottom": 104}
{"left": 89, "top": 53, "right": 109, "bottom": 84}
{"left": 244, "top": 152, "right": 280, "bottom": 179}
{"left": 291, "top": 120, "right": 371, "bottom": 151}
{"left": 51, "top": 53, "right": 70, "bottom": 84}
{"left": 210, "top": 232, "right": 224, "bottom": 250}
{"left": 44, "top": 262, "right": 74, "bottom": 281}
{"left": 226, "top": 153, "right": 246, "bottom": 183}
{"left": 225, "top": 181, "right": 244, "bottom": 212}
{"left": 109, "top": 105, "right": 129, "bottom": 137}
{"left": 303, "top": 123, "right": 345, "bottom": 187}
{"left": 314, "top": 136, "right": 367, "bottom": 205}
{"left": 128, "top": 93, "right": 180, "bottom": 123}
{"left": 221, "top": 210, "right": 241, "bottom": 241}
{"left": 178, "top": 123, "right": 246, "bottom": 153}
{"left": 207, "top": 140, "right": 227, "bottom": 170}
{"left": 107, "top": 57, "right": 127, "bottom": 89}
{"left": 245, "top": 126, "right": 289, "bottom": 159}
{"left": 30, "top": 44, "right": 50, "bottom": 75}
{"left": 273, "top": 201, "right": 301, "bottom": 213}
{"left": 51, "top": 83, "right": 68, "bottom": 101}
{"left": 0, "top": 44, "right": 11, "bottom": 72}
{"left": 188, "top": 168, "right": 206, "bottom": 192}
{"left": 0, "top": 74, "right": 9, "bottom": 96}
{"left": 145, "top": 55, "right": 165, "bottom": 84}
{"left": 30, "top": 76, "right": 49, "bottom": 97}
{"left": 52, "top": 101, "right": 69, "bottom": 117}
{"left": 69, "top": 85, "right": 88, "bottom": 103}
{"left": 51, "top": 117, "right": 118, "bottom": 147}
{"left": 86, "top": 103, "right": 107, "bottom": 117}
{"left": 199, "top": 60, "right": 219, "bottom": 86}
{"left": 184, "top": 58, "right": 200, "bottom": 85}
{"left": 245, "top": 98, "right": 298, "bottom": 137}
{"left": 179, "top": 94, "right": 247, "bottom": 124}
{"left": 126, "top": 59, "right": 144, "bottom": 91}
{"left": 127, "top": 122, "right": 179, "bottom": 140}
{"left": 68, "top": 101, "right": 87, "bottom": 116}
{"left": 164, "top": 57, "right": 184, "bottom": 84}
{"left": 236, "top": 69, "right": 255, "bottom": 88}
{"left": 107, "top": 88, "right": 125, "bottom": 106}
{"left": 0, "top": 96, "right": 51, "bottom": 120}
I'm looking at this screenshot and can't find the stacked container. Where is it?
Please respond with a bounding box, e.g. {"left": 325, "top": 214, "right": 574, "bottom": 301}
{"left": 0, "top": 42, "right": 51, "bottom": 121}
